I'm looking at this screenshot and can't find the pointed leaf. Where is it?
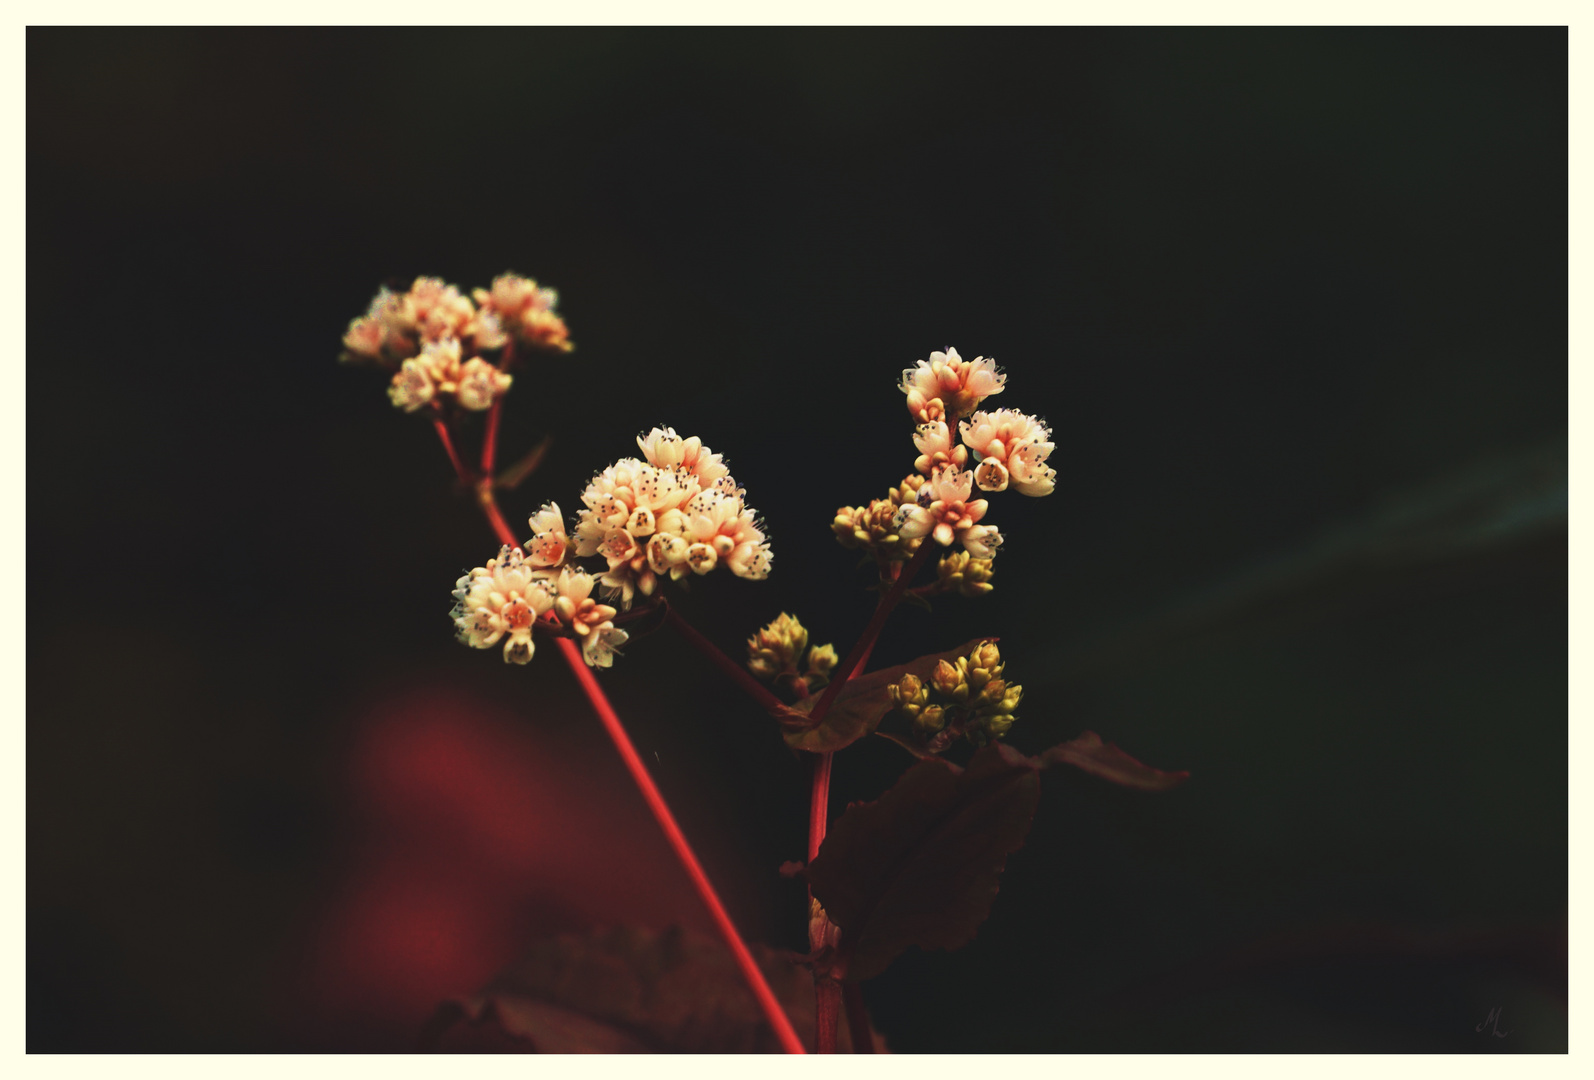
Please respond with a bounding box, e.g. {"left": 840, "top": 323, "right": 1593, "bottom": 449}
{"left": 807, "top": 742, "right": 1042, "bottom": 981}
{"left": 425, "top": 924, "right": 880, "bottom": 1053}
{"left": 1040, "top": 730, "right": 1190, "bottom": 791}
{"left": 783, "top": 638, "right": 991, "bottom": 753}
{"left": 875, "top": 730, "right": 942, "bottom": 760}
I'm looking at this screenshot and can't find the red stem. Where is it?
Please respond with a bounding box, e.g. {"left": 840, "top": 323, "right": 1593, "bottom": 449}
{"left": 432, "top": 422, "right": 805, "bottom": 1055}
{"left": 662, "top": 605, "right": 787, "bottom": 715}
{"left": 477, "top": 485, "right": 520, "bottom": 550}
{"left": 807, "top": 542, "right": 934, "bottom": 724}
{"left": 842, "top": 981, "right": 875, "bottom": 1052}
{"left": 804, "top": 548, "right": 927, "bottom": 1050}
{"left": 431, "top": 413, "right": 471, "bottom": 484}
{"left": 807, "top": 751, "right": 833, "bottom": 864}
{"left": 480, "top": 341, "right": 516, "bottom": 476}
{"left": 814, "top": 977, "right": 841, "bottom": 1054}
{"left": 553, "top": 633, "right": 805, "bottom": 1055}
{"left": 480, "top": 399, "right": 504, "bottom": 476}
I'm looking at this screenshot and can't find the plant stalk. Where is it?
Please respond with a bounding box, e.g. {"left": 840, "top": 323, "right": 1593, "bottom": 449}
{"left": 433, "top": 422, "right": 805, "bottom": 1055}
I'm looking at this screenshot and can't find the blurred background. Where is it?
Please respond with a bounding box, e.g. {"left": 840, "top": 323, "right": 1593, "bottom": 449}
{"left": 27, "top": 27, "right": 1566, "bottom": 1052}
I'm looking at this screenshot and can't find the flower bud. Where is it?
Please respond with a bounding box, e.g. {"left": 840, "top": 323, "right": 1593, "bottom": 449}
{"left": 977, "top": 677, "right": 1007, "bottom": 707}
{"left": 806, "top": 643, "right": 838, "bottom": 679}
{"left": 746, "top": 613, "right": 809, "bottom": 681}
{"left": 970, "top": 641, "right": 1003, "bottom": 682}
{"left": 931, "top": 659, "right": 963, "bottom": 698}
{"left": 937, "top": 550, "right": 996, "bottom": 597}
{"left": 914, "top": 703, "right": 947, "bottom": 733}
{"left": 890, "top": 673, "right": 929, "bottom": 719}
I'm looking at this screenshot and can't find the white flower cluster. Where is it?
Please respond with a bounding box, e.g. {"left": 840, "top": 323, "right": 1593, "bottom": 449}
{"left": 573, "top": 428, "right": 772, "bottom": 608}
{"left": 451, "top": 427, "right": 772, "bottom": 668}
{"left": 341, "top": 273, "right": 571, "bottom": 414}
{"left": 451, "top": 545, "right": 628, "bottom": 668}
{"left": 891, "top": 348, "right": 1056, "bottom": 558}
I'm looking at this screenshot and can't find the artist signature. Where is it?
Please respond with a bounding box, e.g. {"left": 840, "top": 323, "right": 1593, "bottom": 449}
{"left": 1476, "top": 1006, "right": 1511, "bottom": 1038}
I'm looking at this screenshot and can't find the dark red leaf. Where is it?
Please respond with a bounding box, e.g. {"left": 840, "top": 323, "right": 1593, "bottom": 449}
{"left": 425, "top": 924, "right": 881, "bottom": 1053}
{"left": 783, "top": 638, "right": 992, "bottom": 753}
{"left": 1040, "top": 730, "right": 1190, "bottom": 791}
{"left": 807, "top": 742, "right": 1042, "bottom": 981}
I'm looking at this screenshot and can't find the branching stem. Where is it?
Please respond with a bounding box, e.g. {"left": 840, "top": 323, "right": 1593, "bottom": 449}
{"left": 430, "top": 420, "right": 805, "bottom": 1055}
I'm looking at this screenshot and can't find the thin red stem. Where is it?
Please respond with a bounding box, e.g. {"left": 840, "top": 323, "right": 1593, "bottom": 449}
{"left": 842, "top": 981, "right": 876, "bottom": 1052}
{"left": 477, "top": 485, "right": 521, "bottom": 550}
{"left": 663, "top": 605, "right": 786, "bottom": 715}
{"left": 804, "top": 549, "right": 926, "bottom": 1051}
{"left": 480, "top": 341, "right": 516, "bottom": 476}
{"left": 480, "top": 399, "right": 504, "bottom": 476}
{"left": 431, "top": 414, "right": 471, "bottom": 485}
{"left": 432, "top": 422, "right": 804, "bottom": 1054}
{"left": 553, "top": 634, "right": 805, "bottom": 1055}
{"left": 807, "top": 541, "right": 934, "bottom": 724}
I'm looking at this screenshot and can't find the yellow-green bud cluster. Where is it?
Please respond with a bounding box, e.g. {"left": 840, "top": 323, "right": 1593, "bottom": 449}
{"left": 936, "top": 550, "right": 995, "bottom": 597}
{"left": 746, "top": 612, "right": 837, "bottom": 689}
{"left": 747, "top": 612, "right": 808, "bottom": 679}
{"left": 832, "top": 474, "right": 929, "bottom": 561}
{"left": 891, "top": 640, "right": 1023, "bottom": 745}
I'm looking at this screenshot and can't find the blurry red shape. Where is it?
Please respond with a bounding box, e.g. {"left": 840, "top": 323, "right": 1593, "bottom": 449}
{"left": 289, "top": 680, "right": 714, "bottom": 1046}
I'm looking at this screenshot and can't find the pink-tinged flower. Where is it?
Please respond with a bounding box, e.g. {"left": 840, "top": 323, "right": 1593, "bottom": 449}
{"left": 900, "top": 348, "right": 1005, "bottom": 422}
{"left": 343, "top": 287, "right": 420, "bottom": 363}
{"left": 341, "top": 315, "right": 386, "bottom": 360}
{"left": 912, "top": 420, "right": 969, "bottom": 475}
{"left": 407, "top": 277, "right": 477, "bottom": 343}
{"left": 958, "top": 408, "right": 1057, "bottom": 496}
{"left": 636, "top": 427, "right": 731, "bottom": 486}
{"left": 554, "top": 567, "right": 619, "bottom": 639}
{"left": 524, "top": 502, "right": 569, "bottom": 568}
{"left": 415, "top": 337, "right": 464, "bottom": 392}
{"left": 683, "top": 487, "right": 771, "bottom": 579}
{"left": 451, "top": 546, "right": 556, "bottom": 665}
{"left": 893, "top": 466, "right": 1001, "bottom": 556}
{"left": 472, "top": 273, "right": 573, "bottom": 353}
{"left": 456, "top": 357, "right": 513, "bottom": 411}
{"left": 388, "top": 359, "right": 435, "bottom": 412}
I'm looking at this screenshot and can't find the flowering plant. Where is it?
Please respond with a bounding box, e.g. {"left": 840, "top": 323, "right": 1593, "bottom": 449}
{"left": 341, "top": 272, "right": 1188, "bottom": 1053}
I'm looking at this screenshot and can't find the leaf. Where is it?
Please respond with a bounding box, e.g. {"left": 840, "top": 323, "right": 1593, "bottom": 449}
{"left": 808, "top": 733, "right": 1188, "bottom": 981}
{"left": 807, "top": 742, "right": 1043, "bottom": 981}
{"left": 875, "top": 730, "right": 942, "bottom": 760}
{"left": 423, "top": 924, "right": 881, "bottom": 1053}
{"left": 1040, "top": 730, "right": 1190, "bottom": 791}
{"left": 495, "top": 433, "right": 552, "bottom": 490}
{"left": 782, "top": 638, "right": 991, "bottom": 753}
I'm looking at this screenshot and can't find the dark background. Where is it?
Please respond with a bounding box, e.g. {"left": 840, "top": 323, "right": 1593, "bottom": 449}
{"left": 28, "top": 27, "right": 1567, "bottom": 1052}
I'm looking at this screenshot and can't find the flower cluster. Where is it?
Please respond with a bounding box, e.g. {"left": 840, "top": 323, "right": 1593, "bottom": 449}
{"left": 900, "top": 348, "right": 1006, "bottom": 423}
{"left": 833, "top": 347, "right": 1053, "bottom": 580}
{"left": 570, "top": 428, "right": 772, "bottom": 609}
{"left": 450, "top": 543, "right": 629, "bottom": 669}
{"left": 746, "top": 612, "right": 837, "bottom": 691}
{"left": 933, "top": 550, "right": 995, "bottom": 598}
{"left": 340, "top": 273, "right": 572, "bottom": 413}
{"left": 888, "top": 640, "right": 1022, "bottom": 750}
{"left": 451, "top": 427, "right": 773, "bottom": 670}
{"left": 832, "top": 474, "right": 927, "bottom": 562}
